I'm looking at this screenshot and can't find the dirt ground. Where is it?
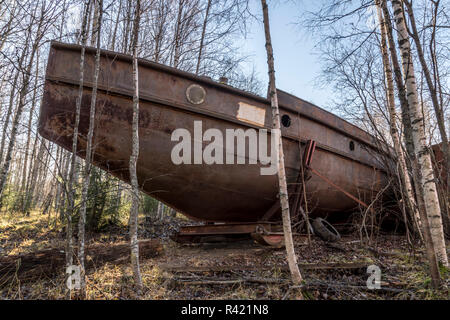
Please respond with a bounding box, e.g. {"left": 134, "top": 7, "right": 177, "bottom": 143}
{"left": 0, "top": 212, "right": 448, "bottom": 300}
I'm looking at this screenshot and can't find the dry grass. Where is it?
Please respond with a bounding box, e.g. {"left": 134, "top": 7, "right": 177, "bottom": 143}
{"left": 0, "top": 211, "right": 448, "bottom": 300}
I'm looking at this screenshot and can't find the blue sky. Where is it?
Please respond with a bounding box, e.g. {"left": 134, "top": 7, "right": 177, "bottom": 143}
{"left": 240, "top": 1, "right": 334, "bottom": 108}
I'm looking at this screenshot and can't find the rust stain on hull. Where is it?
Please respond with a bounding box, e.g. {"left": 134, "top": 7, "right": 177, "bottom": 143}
{"left": 39, "top": 42, "right": 393, "bottom": 223}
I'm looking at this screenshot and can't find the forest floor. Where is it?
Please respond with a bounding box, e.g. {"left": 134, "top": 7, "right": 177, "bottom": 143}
{"left": 0, "top": 211, "right": 448, "bottom": 300}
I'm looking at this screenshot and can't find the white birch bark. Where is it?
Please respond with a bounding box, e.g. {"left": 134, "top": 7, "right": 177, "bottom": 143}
{"left": 0, "top": 35, "right": 29, "bottom": 167}
{"left": 391, "top": 0, "right": 448, "bottom": 266}
{"left": 65, "top": 0, "right": 91, "bottom": 270}
{"left": 90, "top": 0, "right": 99, "bottom": 46}
{"left": 403, "top": 0, "right": 449, "bottom": 176}
{"left": 78, "top": 0, "right": 103, "bottom": 297}
{"left": 129, "top": 0, "right": 143, "bottom": 295}
{"left": 0, "top": 9, "right": 42, "bottom": 206}
{"left": 261, "top": 0, "right": 303, "bottom": 287}
{"left": 20, "top": 49, "right": 40, "bottom": 213}
{"left": 375, "top": 1, "right": 422, "bottom": 237}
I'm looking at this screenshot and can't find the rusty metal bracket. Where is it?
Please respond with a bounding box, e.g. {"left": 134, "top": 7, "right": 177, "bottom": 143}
{"left": 303, "top": 140, "right": 316, "bottom": 168}
{"left": 310, "top": 167, "right": 370, "bottom": 209}
{"left": 261, "top": 200, "right": 280, "bottom": 221}
{"left": 261, "top": 140, "right": 316, "bottom": 222}
{"left": 291, "top": 140, "right": 316, "bottom": 218}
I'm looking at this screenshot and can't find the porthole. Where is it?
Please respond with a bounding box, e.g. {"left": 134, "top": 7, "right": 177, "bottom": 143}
{"left": 281, "top": 114, "right": 291, "bottom": 128}
{"left": 349, "top": 141, "right": 355, "bottom": 151}
{"left": 186, "top": 84, "right": 206, "bottom": 105}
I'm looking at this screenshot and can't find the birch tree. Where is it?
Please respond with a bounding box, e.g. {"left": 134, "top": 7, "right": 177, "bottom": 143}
{"left": 0, "top": 3, "right": 46, "bottom": 207}
{"left": 65, "top": 0, "right": 91, "bottom": 270}
{"left": 108, "top": 0, "right": 122, "bottom": 51}
{"left": 78, "top": 0, "right": 103, "bottom": 297}
{"left": 0, "top": 31, "right": 30, "bottom": 169}
{"left": 20, "top": 49, "right": 40, "bottom": 213}
{"left": 129, "top": 0, "right": 143, "bottom": 295}
{"left": 260, "top": 0, "right": 303, "bottom": 290}
{"left": 196, "top": 0, "right": 211, "bottom": 74}
{"left": 375, "top": 1, "right": 421, "bottom": 238}
{"left": 376, "top": 0, "right": 442, "bottom": 288}
{"left": 403, "top": 0, "right": 449, "bottom": 176}
{"left": 390, "top": 0, "right": 447, "bottom": 267}
{"left": 379, "top": 0, "right": 430, "bottom": 243}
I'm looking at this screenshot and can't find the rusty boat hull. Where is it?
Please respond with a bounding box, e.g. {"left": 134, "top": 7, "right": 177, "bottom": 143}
{"left": 39, "top": 42, "right": 392, "bottom": 223}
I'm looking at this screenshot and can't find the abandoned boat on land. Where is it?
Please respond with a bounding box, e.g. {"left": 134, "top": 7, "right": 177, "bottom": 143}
{"left": 39, "top": 42, "right": 393, "bottom": 230}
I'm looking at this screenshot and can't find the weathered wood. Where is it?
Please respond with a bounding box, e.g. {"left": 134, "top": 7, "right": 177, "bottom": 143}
{"left": 283, "top": 282, "right": 408, "bottom": 299}
{"left": 175, "top": 278, "right": 286, "bottom": 286}
{"left": 0, "top": 240, "right": 162, "bottom": 285}
{"left": 172, "top": 277, "right": 409, "bottom": 293}
{"left": 160, "top": 262, "right": 369, "bottom": 273}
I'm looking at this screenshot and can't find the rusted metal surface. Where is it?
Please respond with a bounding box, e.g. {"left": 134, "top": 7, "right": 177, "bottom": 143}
{"left": 310, "top": 168, "right": 371, "bottom": 209}
{"left": 251, "top": 233, "right": 284, "bottom": 247}
{"left": 171, "top": 222, "right": 280, "bottom": 245}
{"left": 303, "top": 140, "right": 316, "bottom": 168}
{"left": 290, "top": 140, "right": 316, "bottom": 222}
{"left": 177, "top": 222, "right": 279, "bottom": 235}
{"left": 39, "top": 41, "right": 393, "bottom": 223}
{"left": 173, "top": 222, "right": 286, "bottom": 247}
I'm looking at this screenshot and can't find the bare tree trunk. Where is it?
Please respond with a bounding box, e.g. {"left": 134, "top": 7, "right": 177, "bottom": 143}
{"left": 0, "top": 8, "right": 43, "bottom": 206}
{"left": 375, "top": 1, "right": 421, "bottom": 238}
{"left": 35, "top": 142, "right": 52, "bottom": 208}
{"left": 25, "top": 129, "right": 39, "bottom": 205}
{"left": 381, "top": 0, "right": 430, "bottom": 242}
{"left": 109, "top": 0, "right": 122, "bottom": 51}
{"left": 0, "top": 1, "right": 19, "bottom": 51}
{"left": 57, "top": 150, "right": 70, "bottom": 223}
{"left": 0, "top": 78, "right": 17, "bottom": 168}
{"left": 0, "top": 35, "right": 29, "bottom": 166}
{"left": 390, "top": 0, "right": 447, "bottom": 267}
{"left": 65, "top": 0, "right": 91, "bottom": 272}
{"left": 0, "top": 76, "right": 4, "bottom": 116}
{"left": 57, "top": 0, "right": 67, "bottom": 40}
{"left": 53, "top": 146, "right": 62, "bottom": 213}
{"left": 78, "top": 0, "right": 102, "bottom": 298}
{"left": 376, "top": 0, "right": 441, "bottom": 288}
{"left": 20, "top": 49, "right": 40, "bottom": 213}
{"left": 47, "top": 146, "right": 62, "bottom": 221}
{"left": 172, "top": 0, "right": 183, "bottom": 69}
{"left": 85, "top": 0, "right": 93, "bottom": 45}
{"left": 129, "top": 0, "right": 143, "bottom": 295}
{"left": 406, "top": 0, "right": 450, "bottom": 235}
{"left": 151, "top": 1, "right": 170, "bottom": 63}
{"left": 156, "top": 202, "right": 162, "bottom": 221}
{"left": 381, "top": 0, "right": 445, "bottom": 286}
{"left": 403, "top": 0, "right": 449, "bottom": 177}
{"left": 90, "top": 0, "right": 99, "bottom": 47}
{"left": 260, "top": 0, "right": 303, "bottom": 289}
{"left": 115, "top": 180, "right": 123, "bottom": 210}
{"left": 25, "top": 138, "right": 46, "bottom": 214}
{"left": 196, "top": 0, "right": 211, "bottom": 75}
{"left": 122, "top": 0, "right": 132, "bottom": 54}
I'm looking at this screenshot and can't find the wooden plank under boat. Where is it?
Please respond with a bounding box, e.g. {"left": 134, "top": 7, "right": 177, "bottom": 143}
{"left": 38, "top": 42, "right": 393, "bottom": 223}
